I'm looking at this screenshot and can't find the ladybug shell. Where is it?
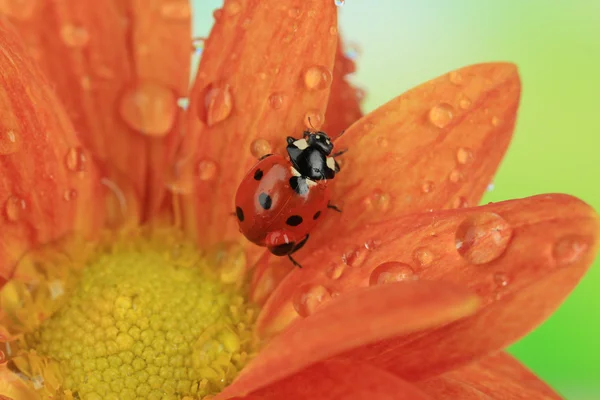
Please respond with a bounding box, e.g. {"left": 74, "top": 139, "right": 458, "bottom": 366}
{"left": 235, "top": 154, "right": 330, "bottom": 247}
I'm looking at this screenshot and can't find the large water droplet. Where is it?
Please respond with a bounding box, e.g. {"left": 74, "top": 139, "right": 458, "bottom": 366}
{"left": 250, "top": 138, "right": 272, "bottom": 159}
{"left": 0, "top": 130, "right": 21, "bottom": 155}
{"left": 429, "top": 103, "right": 454, "bottom": 128}
{"left": 4, "top": 195, "right": 26, "bottom": 222}
{"left": 119, "top": 82, "right": 177, "bottom": 137}
{"left": 197, "top": 159, "right": 218, "bottom": 181}
{"left": 412, "top": 247, "right": 434, "bottom": 267}
{"left": 60, "top": 24, "right": 90, "bottom": 48}
{"left": 64, "top": 146, "right": 86, "bottom": 172}
{"left": 334, "top": 0, "right": 345, "bottom": 6}
{"left": 455, "top": 213, "right": 513, "bottom": 265}
{"left": 200, "top": 83, "right": 233, "bottom": 127}
{"left": 369, "top": 262, "right": 416, "bottom": 285}
{"left": 304, "top": 110, "right": 324, "bottom": 130}
{"left": 160, "top": 1, "right": 191, "bottom": 20}
{"left": 268, "top": 93, "right": 284, "bottom": 110}
{"left": 303, "top": 65, "right": 332, "bottom": 91}
{"left": 456, "top": 147, "right": 473, "bottom": 164}
{"left": 191, "top": 37, "right": 206, "bottom": 56}
{"left": 552, "top": 235, "right": 589, "bottom": 266}
{"left": 293, "top": 285, "right": 332, "bottom": 317}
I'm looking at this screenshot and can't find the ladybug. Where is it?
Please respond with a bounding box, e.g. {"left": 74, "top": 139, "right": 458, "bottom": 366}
{"left": 234, "top": 130, "right": 346, "bottom": 267}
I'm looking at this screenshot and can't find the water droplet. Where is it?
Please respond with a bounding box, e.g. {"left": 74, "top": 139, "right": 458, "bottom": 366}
{"left": 334, "top": 0, "right": 345, "bottom": 6}
{"left": 4, "top": 195, "right": 26, "bottom": 222}
{"left": 362, "top": 189, "right": 391, "bottom": 212}
{"left": 268, "top": 93, "right": 284, "bottom": 110}
{"left": 101, "top": 178, "right": 130, "bottom": 229}
{"left": 197, "top": 159, "right": 218, "bottom": 181}
{"left": 455, "top": 213, "right": 513, "bottom": 265}
{"left": 456, "top": 147, "right": 473, "bottom": 164}
{"left": 326, "top": 263, "right": 345, "bottom": 280}
{"left": 200, "top": 83, "right": 233, "bottom": 127}
{"left": 119, "top": 82, "right": 177, "bottom": 137}
{"left": 224, "top": 1, "right": 242, "bottom": 15}
{"left": 341, "top": 246, "right": 370, "bottom": 267}
{"left": 0, "top": 349, "right": 5, "bottom": 364}
{"left": 250, "top": 138, "right": 272, "bottom": 159}
{"left": 191, "top": 37, "right": 206, "bottom": 56}
{"left": 486, "top": 182, "right": 495, "bottom": 192}
{"left": 64, "top": 146, "right": 86, "bottom": 172}
{"left": 552, "top": 235, "right": 589, "bottom": 266}
{"left": 304, "top": 110, "right": 324, "bottom": 130}
{"left": 329, "top": 26, "right": 338, "bottom": 35}
{"left": 412, "top": 247, "right": 434, "bottom": 267}
{"left": 364, "top": 239, "right": 382, "bottom": 250}
{"left": 449, "top": 169, "right": 462, "bottom": 183}
{"left": 369, "top": 262, "right": 416, "bottom": 285}
{"left": 303, "top": 65, "right": 332, "bottom": 91}
{"left": 63, "top": 189, "right": 77, "bottom": 202}
{"left": 293, "top": 285, "right": 332, "bottom": 317}
{"left": 493, "top": 272, "right": 509, "bottom": 287}
{"left": 160, "top": 1, "right": 191, "bottom": 20}
{"left": 448, "top": 71, "right": 463, "bottom": 85}
{"left": 452, "top": 196, "right": 469, "bottom": 209}
{"left": 459, "top": 97, "right": 471, "bottom": 109}
{"left": 429, "top": 103, "right": 454, "bottom": 128}
{"left": 421, "top": 181, "right": 435, "bottom": 194}
{"left": 60, "top": 24, "right": 89, "bottom": 48}
{"left": 0, "top": 129, "right": 21, "bottom": 155}
{"left": 491, "top": 116, "right": 501, "bottom": 127}
{"left": 177, "top": 97, "right": 190, "bottom": 110}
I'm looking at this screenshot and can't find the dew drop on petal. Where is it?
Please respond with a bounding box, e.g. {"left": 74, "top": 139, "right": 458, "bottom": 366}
{"left": 0, "top": 349, "right": 5, "bottom": 364}
{"left": 0, "top": 129, "right": 21, "bottom": 155}
{"left": 412, "top": 247, "right": 434, "bottom": 267}
{"left": 64, "top": 146, "right": 86, "bottom": 172}
{"left": 119, "top": 82, "right": 177, "bottom": 137}
{"left": 456, "top": 147, "right": 474, "bottom": 164}
{"left": 200, "top": 83, "right": 233, "bottom": 127}
{"left": 552, "top": 235, "right": 589, "bottom": 266}
{"left": 160, "top": 0, "right": 191, "bottom": 20}
{"left": 455, "top": 212, "right": 513, "bottom": 265}
{"left": 224, "top": 0, "right": 242, "bottom": 15}
{"left": 429, "top": 103, "right": 454, "bottom": 128}
{"left": 341, "top": 246, "right": 370, "bottom": 267}
{"left": 459, "top": 97, "right": 472, "bottom": 110}
{"left": 63, "top": 189, "right": 77, "bottom": 202}
{"left": 491, "top": 116, "right": 501, "bottom": 127}
{"left": 364, "top": 239, "right": 381, "bottom": 251}
{"left": 60, "top": 24, "right": 90, "bottom": 48}
{"left": 452, "top": 196, "right": 469, "bottom": 209}
{"left": 329, "top": 26, "right": 338, "bottom": 35}
{"left": 197, "top": 159, "right": 218, "bottom": 181}
{"left": 326, "top": 263, "right": 345, "bottom": 280}
{"left": 250, "top": 138, "right": 272, "bottom": 159}
{"left": 304, "top": 110, "right": 324, "bottom": 130}
{"left": 448, "top": 70, "right": 464, "bottom": 85}
{"left": 369, "top": 262, "right": 416, "bottom": 285}
{"left": 303, "top": 65, "right": 332, "bottom": 91}
{"left": 4, "top": 195, "right": 26, "bottom": 222}
{"left": 268, "top": 93, "right": 284, "bottom": 110}
{"left": 191, "top": 37, "right": 206, "bottom": 56}
{"left": 293, "top": 284, "right": 332, "bottom": 317}
{"left": 362, "top": 189, "right": 391, "bottom": 212}
{"left": 421, "top": 180, "right": 434, "bottom": 194}
{"left": 449, "top": 169, "right": 463, "bottom": 183}
{"left": 334, "top": 0, "right": 345, "bottom": 6}
{"left": 493, "top": 272, "right": 510, "bottom": 287}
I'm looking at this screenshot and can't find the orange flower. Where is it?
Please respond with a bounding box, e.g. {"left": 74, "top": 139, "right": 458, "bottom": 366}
{"left": 0, "top": 1, "right": 597, "bottom": 399}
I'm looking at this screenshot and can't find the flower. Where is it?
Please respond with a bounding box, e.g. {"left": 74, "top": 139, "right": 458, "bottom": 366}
{"left": 0, "top": 1, "right": 598, "bottom": 399}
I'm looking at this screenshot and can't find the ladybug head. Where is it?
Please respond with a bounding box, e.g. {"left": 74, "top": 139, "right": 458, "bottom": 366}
{"left": 303, "top": 130, "right": 334, "bottom": 156}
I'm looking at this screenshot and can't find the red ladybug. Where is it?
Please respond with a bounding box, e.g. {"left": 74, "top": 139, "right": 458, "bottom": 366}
{"left": 235, "top": 130, "right": 345, "bottom": 267}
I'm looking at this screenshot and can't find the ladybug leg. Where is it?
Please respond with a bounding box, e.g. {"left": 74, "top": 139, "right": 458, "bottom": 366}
{"left": 258, "top": 153, "right": 273, "bottom": 161}
{"left": 331, "top": 149, "right": 348, "bottom": 158}
{"left": 327, "top": 202, "right": 342, "bottom": 213}
{"left": 287, "top": 254, "right": 303, "bottom": 268}
{"left": 287, "top": 234, "right": 310, "bottom": 269}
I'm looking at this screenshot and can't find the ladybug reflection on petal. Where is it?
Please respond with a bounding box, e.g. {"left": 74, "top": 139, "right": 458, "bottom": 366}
{"left": 235, "top": 130, "right": 344, "bottom": 267}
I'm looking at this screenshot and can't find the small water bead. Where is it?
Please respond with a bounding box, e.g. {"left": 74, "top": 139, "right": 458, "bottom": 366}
{"left": 160, "top": 1, "right": 191, "bottom": 20}
{"left": 63, "top": 189, "right": 77, "bottom": 202}
{"left": 334, "top": 0, "right": 345, "bottom": 6}
{"left": 64, "top": 146, "right": 86, "bottom": 172}
{"left": 491, "top": 116, "right": 501, "bottom": 127}
{"left": 250, "top": 138, "right": 272, "bottom": 159}
{"left": 421, "top": 181, "right": 435, "bottom": 194}
{"left": 304, "top": 110, "right": 324, "bottom": 130}
{"left": 552, "top": 235, "right": 589, "bottom": 266}
{"left": 493, "top": 272, "right": 510, "bottom": 287}
{"left": 429, "top": 103, "right": 454, "bottom": 129}
{"left": 412, "top": 247, "right": 434, "bottom": 267}
{"left": 4, "top": 195, "right": 26, "bottom": 222}
{"left": 326, "top": 263, "right": 345, "bottom": 280}
{"left": 369, "top": 262, "right": 416, "bottom": 286}
{"left": 456, "top": 147, "right": 474, "bottom": 165}
{"left": 449, "top": 169, "right": 463, "bottom": 183}
{"left": 197, "top": 159, "right": 218, "bottom": 181}
{"left": 201, "top": 83, "right": 233, "bottom": 127}
{"left": 0, "top": 129, "right": 21, "bottom": 155}
{"left": 455, "top": 212, "right": 513, "bottom": 265}
{"left": 448, "top": 70, "right": 463, "bottom": 85}
{"left": 119, "top": 82, "right": 177, "bottom": 137}
{"left": 268, "top": 93, "right": 284, "bottom": 110}
{"left": 293, "top": 285, "right": 332, "bottom": 317}
{"left": 191, "top": 37, "right": 206, "bottom": 56}
{"left": 364, "top": 239, "right": 382, "bottom": 251}
{"left": 363, "top": 189, "right": 391, "bottom": 212}
{"left": 303, "top": 65, "right": 332, "bottom": 91}
{"left": 459, "top": 97, "right": 472, "bottom": 110}
{"left": 60, "top": 24, "right": 90, "bottom": 48}
{"left": 341, "top": 246, "right": 369, "bottom": 267}
{"left": 452, "top": 196, "right": 469, "bottom": 209}
{"left": 329, "top": 26, "right": 338, "bottom": 35}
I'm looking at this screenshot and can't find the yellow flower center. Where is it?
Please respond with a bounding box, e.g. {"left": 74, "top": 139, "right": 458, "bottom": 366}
{"left": 0, "top": 230, "right": 258, "bottom": 400}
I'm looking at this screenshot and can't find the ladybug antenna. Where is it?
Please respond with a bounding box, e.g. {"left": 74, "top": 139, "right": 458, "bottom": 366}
{"left": 307, "top": 116, "right": 316, "bottom": 132}
{"left": 337, "top": 129, "right": 346, "bottom": 139}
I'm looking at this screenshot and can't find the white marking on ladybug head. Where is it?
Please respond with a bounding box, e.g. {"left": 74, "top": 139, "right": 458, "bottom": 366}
{"left": 326, "top": 157, "right": 336, "bottom": 171}
{"left": 291, "top": 167, "right": 301, "bottom": 176}
{"left": 293, "top": 138, "right": 308, "bottom": 150}
{"left": 315, "top": 134, "right": 321, "bottom": 139}
{"left": 306, "top": 178, "right": 317, "bottom": 187}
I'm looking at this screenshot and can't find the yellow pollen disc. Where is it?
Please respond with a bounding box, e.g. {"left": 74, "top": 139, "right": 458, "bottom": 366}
{"left": 0, "top": 230, "right": 258, "bottom": 400}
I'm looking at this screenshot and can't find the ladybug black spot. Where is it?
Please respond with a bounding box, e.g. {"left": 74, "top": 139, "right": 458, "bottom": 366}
{"left": 286, "top": 215, "right": 303, "bottom": 226}
{"left": 254, "top": 169, "right": 263, "bottom": 180}
{"left": 313, "top": 211, "right": 321, "bottom": 220}
{"left": 258, "top": 193, "right": 272, "bottom": 210}
{"left": 236, "top": 206, "right": 244, "bottom": 222}
{"left": 289, "top": 176, "right": 309, "bottom": 195}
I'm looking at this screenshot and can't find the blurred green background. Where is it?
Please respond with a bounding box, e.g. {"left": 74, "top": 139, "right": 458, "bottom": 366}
{"left": 193, "top": 1, "right": 599, "bottom": 398}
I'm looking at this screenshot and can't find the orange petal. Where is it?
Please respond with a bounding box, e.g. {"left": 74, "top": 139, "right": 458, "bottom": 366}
{"left": 256, "top": 194, "right": 599, "bottom": 343}
{"left": 179, "top": 0, "right": 338, "bottom": 250}
{"left": 223, "top": 281, "right": 477, "bottom": 398}
{"left": 218, "top": 360, "right": 433, "bottom": 400}
{"left": 0, "top": 17, "right": 105, "bottom": 283}
{"left": 322, "top": 37, "right": 363, "bottom": 137}
{"left": 3, "top": 1, "right": 191, "bottom": 223}
{"left": 418, "top": 352, "right": 562, "bottom": 399}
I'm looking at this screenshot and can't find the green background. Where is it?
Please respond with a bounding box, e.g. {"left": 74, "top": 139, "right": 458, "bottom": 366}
{"left": 192, "top": 1, "right": 600, "bottom": 398}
